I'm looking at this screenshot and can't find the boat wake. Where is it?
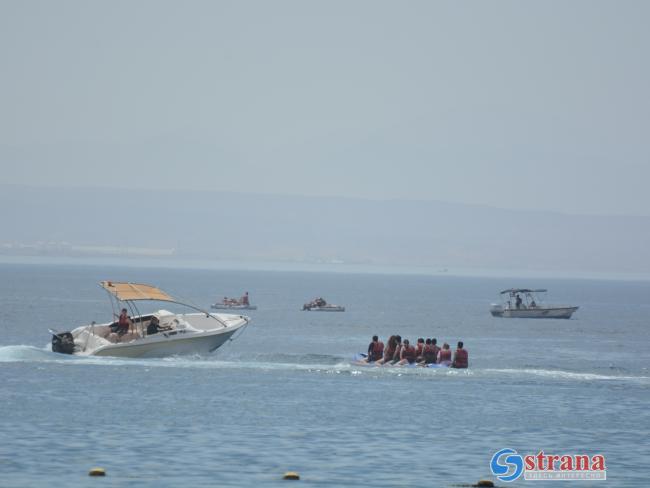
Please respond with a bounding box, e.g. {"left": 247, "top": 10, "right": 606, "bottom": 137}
{"left": 0, "top": 345, "right": 63, "bottom": 362}
{"left": 0, "top": 346, "right": 647, "bottom": 385}
{"left": 482, "top": 367, "right": 649, "bottom": 384}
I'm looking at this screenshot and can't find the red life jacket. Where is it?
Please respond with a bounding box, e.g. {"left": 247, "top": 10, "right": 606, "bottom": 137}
{"left": 415, "top": 343, "right": 424, "bottom": 356}
{"left": 453, "top": 348, "right": 468, "bottom": 368}
{"left": 373, "top": 341, "right": 384, "bottom": 356}
{"left": 402, "top": 345, "right": 416, "bottom": 361}
{"left": 384, "top": 345, "right": 395, "bottom": 360}
{"left": 438, "top": 349, "right": 452, "bottom": 362}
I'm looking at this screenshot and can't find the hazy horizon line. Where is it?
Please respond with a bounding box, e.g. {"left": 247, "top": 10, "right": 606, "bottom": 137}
{"left": 3, "top": 182, "right": 648, "bottom": 219}
{"left": 1, "top": 254, "right": 649, "bottom": 284}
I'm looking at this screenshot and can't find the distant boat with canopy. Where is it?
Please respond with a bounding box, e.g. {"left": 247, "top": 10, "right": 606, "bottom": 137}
{"left": 490, "top": 288, "right": 579, "bottom": 319}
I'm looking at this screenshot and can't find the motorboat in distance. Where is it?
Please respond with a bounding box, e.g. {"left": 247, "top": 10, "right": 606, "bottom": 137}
{"left": 302, "top": 297, "right": 345, "bottom": 312}
{"left": 211, "top": 292, "right": 257, "bottom": 310}
{"left": 50, "top": 281, "right": 250, "bottom": 358}
{"left": 490, "top": 288, "right": 579, "bottom": 319}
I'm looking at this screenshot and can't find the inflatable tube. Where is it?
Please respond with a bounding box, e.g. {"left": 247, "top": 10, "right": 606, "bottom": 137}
{"left": 351, "top": 353, "right": 435, "bottom": 368}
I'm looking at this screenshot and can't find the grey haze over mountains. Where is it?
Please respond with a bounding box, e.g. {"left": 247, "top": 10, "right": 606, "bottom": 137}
{"left": 1, "top": 185, "right": 648, "bottom": 276}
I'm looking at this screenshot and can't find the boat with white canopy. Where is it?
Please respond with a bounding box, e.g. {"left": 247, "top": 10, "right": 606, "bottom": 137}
{"left": 50, "top": 281, "right": 250, "bottom": 358}
{"left": 490, "top": 288, "right": 578, "bottom": 319}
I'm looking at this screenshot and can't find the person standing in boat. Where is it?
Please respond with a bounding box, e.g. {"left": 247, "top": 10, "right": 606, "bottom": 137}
{"left": 452, "top": 341, "right": 469, "bottom": 369}
{"left": 241, "top": 292, "right": 250, "bottom": 306}
{"left": 515, "top": 294, "right": 523, "bottom": 309}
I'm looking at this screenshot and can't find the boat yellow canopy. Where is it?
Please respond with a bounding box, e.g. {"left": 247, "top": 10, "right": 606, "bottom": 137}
{"left": 99, "top": 281, "right": 176, "bottom": 302}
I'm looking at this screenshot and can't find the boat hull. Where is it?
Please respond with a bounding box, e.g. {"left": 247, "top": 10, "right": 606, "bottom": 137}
{"left": 302, "top": 306, "right": 345, "bottom": 312}
{"left": 211, "top": 304, "right": 257, "bottom": 310}
{"left": 490, "top": 306, "right": 579, "bottom": 319}
{"left": 65, "top": 312, "right": 249, "bottom": 358}
{"left": 91, "top": 327, "right": 240, "bottom": 358}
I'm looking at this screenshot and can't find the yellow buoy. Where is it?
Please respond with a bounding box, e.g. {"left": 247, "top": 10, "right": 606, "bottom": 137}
{"left": 476, "top": 480, "right": 494, "bottom": 487}
{"left": 283, "top": 471, "right": 300, "bottom": 480}
{"left": 88, "top": 467, "right": 106, "bottom": 477}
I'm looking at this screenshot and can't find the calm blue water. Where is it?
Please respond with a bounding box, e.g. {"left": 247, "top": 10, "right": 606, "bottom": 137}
{"left": 0, "top": 262, "right": 648, "bottom": 487}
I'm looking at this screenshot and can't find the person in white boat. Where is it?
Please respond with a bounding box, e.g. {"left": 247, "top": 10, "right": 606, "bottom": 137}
{"left": 515, "top": 294, "right": 523, "bottom": 309}
{"left": 112, "top": 308, "right": 133, "bottom": 336}
{"left": 241, "top": 292, "right": 250, "bottom": 306}
{"left": 105, "top": 309, "right": 135, "bottom": 343}
{"left": 146, "top": 316, "right": 171, "bottom": 336}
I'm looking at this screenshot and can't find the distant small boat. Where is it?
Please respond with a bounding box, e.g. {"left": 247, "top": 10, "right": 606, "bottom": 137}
{"left": 303, "top": 304, "right": 345, "bottom": 312}
{"left": 490, "top": 288, "right": 578, "bottom": 319}
{"left": 302, "top": 298, "right": 345, "bottom": 312}
{"left": 212, "top": 292, "right": 256, "bottom": 310}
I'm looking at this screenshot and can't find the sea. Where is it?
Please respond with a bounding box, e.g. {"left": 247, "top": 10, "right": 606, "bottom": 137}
{"left": 0, "top": 259, "right": 648, "bottom": 487}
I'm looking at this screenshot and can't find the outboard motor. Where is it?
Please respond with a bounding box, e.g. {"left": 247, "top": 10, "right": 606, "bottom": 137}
{"left": 51, "top": 331, "right": 75, "bottom": 354}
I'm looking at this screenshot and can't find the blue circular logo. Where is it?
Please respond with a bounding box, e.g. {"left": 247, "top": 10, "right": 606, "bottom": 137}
{"left": 490, "top": 448, "right": 524, "bottom": 482}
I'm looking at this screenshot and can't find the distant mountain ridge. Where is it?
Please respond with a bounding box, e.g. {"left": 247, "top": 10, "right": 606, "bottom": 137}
{"left": 1, "top": 184, "right": 648, "bottom": 275}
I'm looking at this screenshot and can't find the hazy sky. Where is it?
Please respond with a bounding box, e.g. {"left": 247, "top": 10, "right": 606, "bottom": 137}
{"left": 1, "top": 1, "right": 648, "bottom": 215}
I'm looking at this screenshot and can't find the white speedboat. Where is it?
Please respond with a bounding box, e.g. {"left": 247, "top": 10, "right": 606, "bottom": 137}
{"left": 302, "top": 298, "right": 345, "bottom": 312}
{"left": 50, "top": 281, "right": 250, "bottom": 358}
{"left": 490, "top": 288, "right": 578, "bottom": 319}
